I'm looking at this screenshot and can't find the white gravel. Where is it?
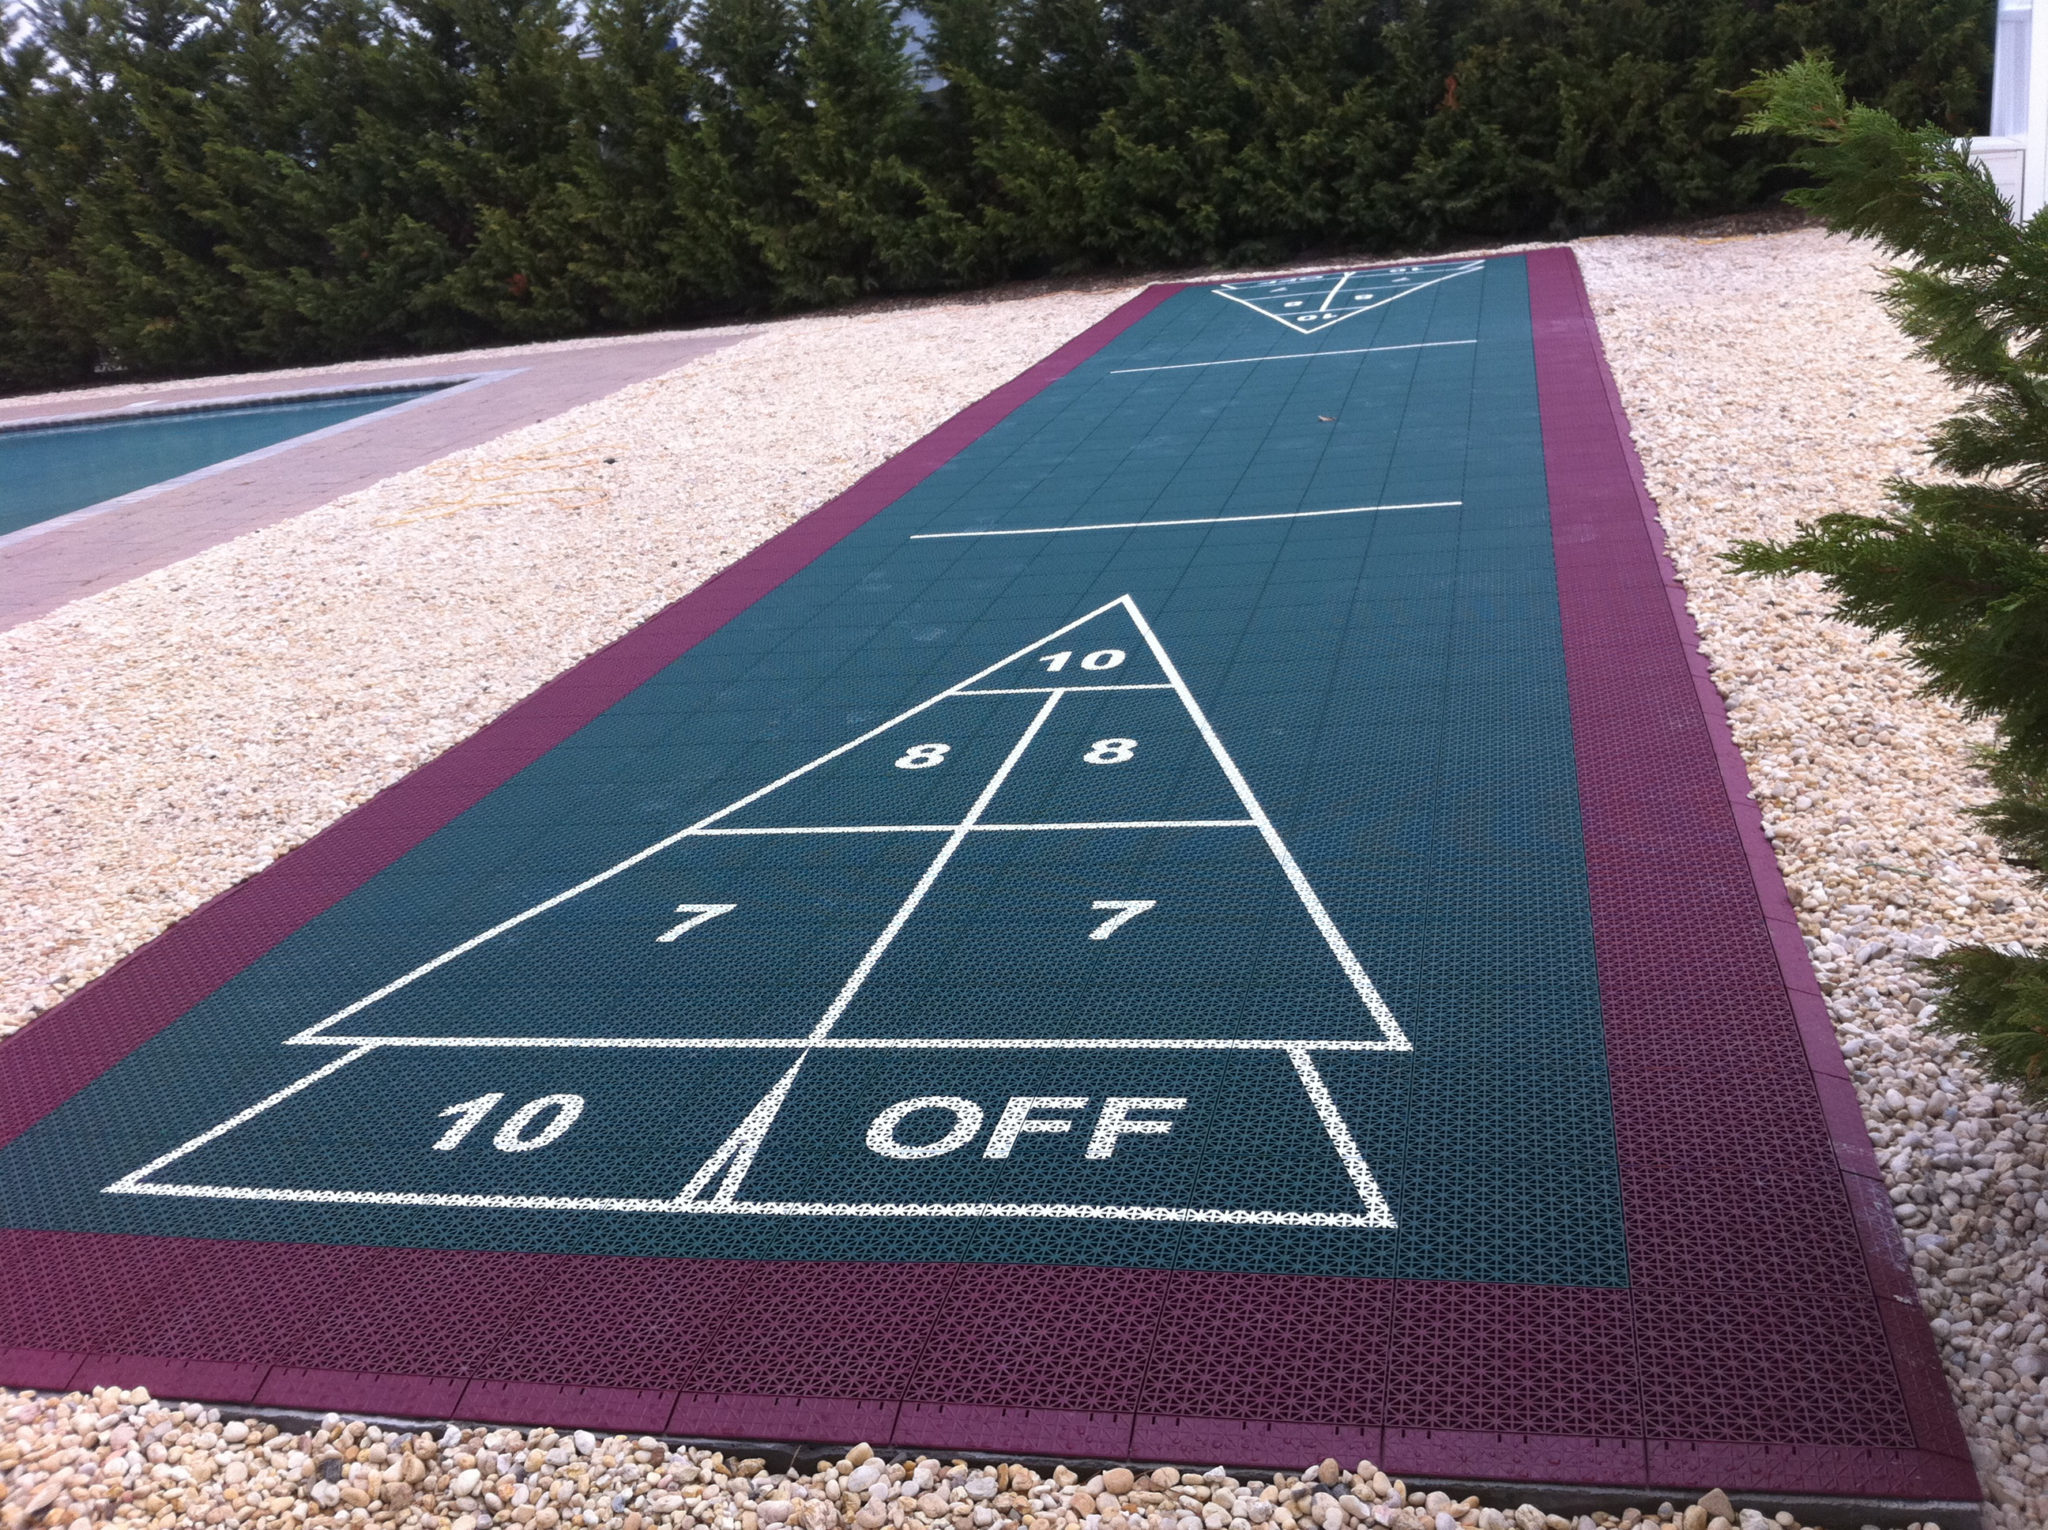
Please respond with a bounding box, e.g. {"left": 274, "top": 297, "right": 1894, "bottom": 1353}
{"left": 0, "top": 1393, "right": 1847, "bottom": 1530}
{"left": 0, "top": 227, "right": 2040, "bottom": 1524}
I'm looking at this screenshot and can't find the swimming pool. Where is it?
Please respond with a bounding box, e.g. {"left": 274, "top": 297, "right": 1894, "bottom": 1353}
{"left": 1, "top": 385, "right": 449, "bottom": 538}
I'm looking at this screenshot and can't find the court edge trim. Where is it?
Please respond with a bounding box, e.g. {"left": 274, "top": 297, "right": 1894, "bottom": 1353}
{"left": 1525, "top": 246, "right": 1976, "bottom": 1494}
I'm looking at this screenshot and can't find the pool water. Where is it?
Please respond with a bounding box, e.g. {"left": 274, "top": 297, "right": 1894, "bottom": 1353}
{"left": 0, "top": 386, "right": 445, "bottom": 537}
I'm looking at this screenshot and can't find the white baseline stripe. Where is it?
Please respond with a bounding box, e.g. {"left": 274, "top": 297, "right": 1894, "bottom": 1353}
{"left": 954, "top": 683, "right": 1173, "bottom": 694}
{"left": 299, "top": 1035, "right": 1407, "bottom": 1051}
{"left": 911, "top": 501, "right": 1459, "bottom": 541}
{"left": 107, "top": 1180, "right": 1391, "bottom": 1227}
{"left": 1109, "top": 338, "right": 1476, "bottom": 375}
{"left": 689, "top": 818, "right": 1254, "bottom": 836}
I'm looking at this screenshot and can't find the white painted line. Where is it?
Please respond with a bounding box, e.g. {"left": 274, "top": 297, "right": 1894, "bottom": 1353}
{"left": 972, "top": 818, "right": 1255, "bottom": 832}
{"left": 1107, "top": 339, "right": 1475, "bottom": 375}
{"left": 103, "top": 1045, "right": 379, "bottom": 1194}
{"left": 954, "top": 683, "right": 1174, "bottom": 694}
{"left": 1118, "top": 596, "right": 1411, "bottom": 1051}
{"left": 654, "top": 902, "right": 736, "bottom": 942}
{"left": 910, "top": 501, "right": 1459, "bottom": 541}
{"left": 285, "top": 597, "right": 1153, "bottom": 1043}
{"left": 105, "top": 1179, "right": 1396, "bottom": 1226}
{"left": 807, "top": 688, "right": 1063, "bottom": 1041}
{"left": 686, "top": 823, "right": 959, "bottom": 835}
{"left": 300, "top": 1035, "right": 1411, "bottom": 1051}
{"left": 676, "top": 1051, "right": 811, "bottom": 1203}
{"left": 1211, "top": 261, "right": 1482, "bottom": 336}
{"left": 1287, "top": 1045, "right": 1397, "bottom": 1224}
{"left": 683, "top": 816, "right": 1254, "bottom": 836}
{"left": 150, "top": 593, "right": 1414, "bottom": 1231}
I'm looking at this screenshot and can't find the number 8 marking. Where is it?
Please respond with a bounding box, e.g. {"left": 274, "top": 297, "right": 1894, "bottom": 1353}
{"left": 1084, "top": 738, "right": 1137, "bottom": 764}
{"left": 895, "top": 742, "right": 951, "bottom": 769}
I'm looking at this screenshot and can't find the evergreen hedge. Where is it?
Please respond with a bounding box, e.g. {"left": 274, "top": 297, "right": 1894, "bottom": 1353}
{"left": 0, "top": 0, "right": 1994, "bottom": 388}
{"left": 1734, "top": 55, "right": 2048, "bottom": 1097}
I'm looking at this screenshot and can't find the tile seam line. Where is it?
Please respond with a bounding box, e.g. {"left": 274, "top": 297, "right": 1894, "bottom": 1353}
{"left": 1524, "top": 247, "right": 1649, "bottom": 1492}
{"left": 1530, "top": 247, "right": 1973, "bottom": 1483}
{"left": 0, "top": 279, "right": 1183, "bottom": 1154}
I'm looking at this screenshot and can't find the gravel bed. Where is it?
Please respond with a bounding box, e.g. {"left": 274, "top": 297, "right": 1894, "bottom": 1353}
{"left": 0, "top": 1390, "right": 1871, "bottom": 1530}
{"left": 0, "top": 229, "right": 2039, "bottom": 1524}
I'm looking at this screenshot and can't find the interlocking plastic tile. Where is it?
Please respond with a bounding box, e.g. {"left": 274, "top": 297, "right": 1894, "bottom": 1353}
{"left": 0, "top": 252, "right": 1971, "bottom": 1515}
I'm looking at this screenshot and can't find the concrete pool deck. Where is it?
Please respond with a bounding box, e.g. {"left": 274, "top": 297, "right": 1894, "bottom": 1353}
{"left": 0, "top": 329, "right": 747, "bottom": 630}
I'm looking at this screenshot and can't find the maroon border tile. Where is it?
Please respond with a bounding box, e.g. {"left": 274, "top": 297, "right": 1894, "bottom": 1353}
{"left": 1381, "top": 1430, "right": 1645, "bottom": 1490}
{"left": 458, "top": 1380, "right": 675, "bottom": 1436}
{"left": 254, "top": 1367, "right": 468, "bottom": 1419}
{"left": 892, "top": 1403, "right": 1133, "bottom": 1461}
{"left": 1521, "top": 247, "right": 1971, "bottom": 1498}
{"left": 0, "top": 1348, "right": 84, "bottom": 1391}
{"left": 69, "top": 1354, "right": 268, "bottom": 1404}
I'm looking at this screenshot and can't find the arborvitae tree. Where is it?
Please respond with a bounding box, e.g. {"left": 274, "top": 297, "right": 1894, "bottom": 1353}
{"left": 560, "top": 0, "right": 698, "bottom": 327}
{"left": 0, "top": 4, "right": 101, "bottom": 386}
{"left": 173, "top": 0, "right": 399, "bottom": 363}
{"left": 0, "top": 0, "right": 2006, "bottom": 386}
{"left": 56, "top": 0, "right": 255, "bottom": 373}
{"left": 1732, "top": 56, "right": 2048, "bottom": 1094}
{"left": 398, "top": 0, "right": 585, "bottom": 337}
{"left": 745, "top": 0, "right": 954, "bottom": 303}
{"left": 675, "top": 0, "right": 804, "bottom": 304}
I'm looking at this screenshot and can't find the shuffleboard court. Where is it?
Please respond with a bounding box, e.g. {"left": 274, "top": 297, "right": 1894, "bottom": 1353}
{"left": 0, "top": 251, "right": 1975, "bottom": 1513}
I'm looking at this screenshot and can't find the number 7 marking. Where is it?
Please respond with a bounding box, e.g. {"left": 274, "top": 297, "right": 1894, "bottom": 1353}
{"left": 1089, "top": 899, "right": 1156, "bottom": 940}
{"left": 656, "top": 903, "right": 738, "bottom": 943}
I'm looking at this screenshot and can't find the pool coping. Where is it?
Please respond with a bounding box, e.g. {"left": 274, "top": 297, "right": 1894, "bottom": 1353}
{"left": 0, "top": 253, "right": 1978, "bottom": 1516}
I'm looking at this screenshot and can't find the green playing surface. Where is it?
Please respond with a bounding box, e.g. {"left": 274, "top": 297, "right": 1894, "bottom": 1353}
{"left": 0, "top": 257, "right": 1628, "bottom": 1285}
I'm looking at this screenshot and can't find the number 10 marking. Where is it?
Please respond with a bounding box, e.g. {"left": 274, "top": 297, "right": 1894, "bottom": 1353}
{"left": 1038, "top": 648, "right": 1125, "bottom": 672}
{"left": 433, "top": 1092, "right": 586, "bottom": 1152}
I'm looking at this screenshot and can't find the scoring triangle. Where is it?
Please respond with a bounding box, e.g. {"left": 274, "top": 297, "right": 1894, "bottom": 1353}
{"left": 1213, "top": 260, "right": 1483, "bottom": 335}
{"left": 291, "top": 595, "right": 1407, "bottom": 1056}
